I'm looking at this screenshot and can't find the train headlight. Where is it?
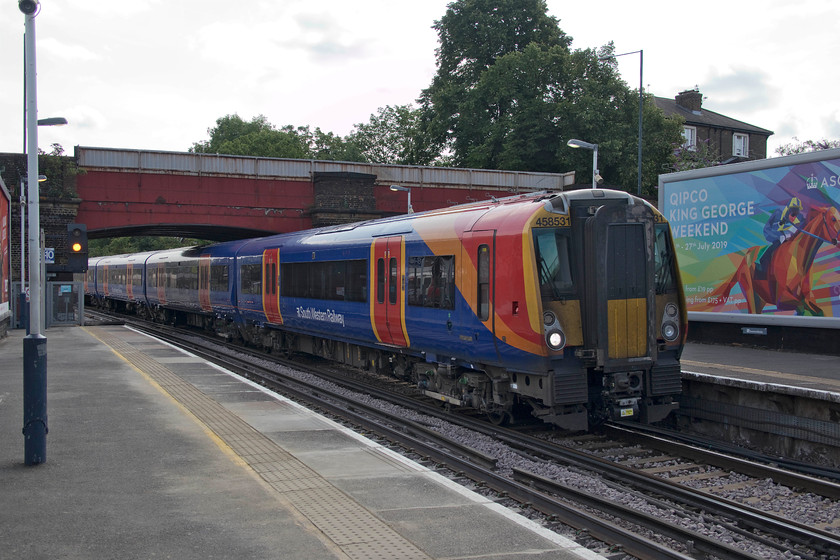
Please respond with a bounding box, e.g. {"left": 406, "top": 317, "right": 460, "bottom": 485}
{"left": 543, "top": 311, "right": 556, "bottom": 326}
{"left": 546, "top": 329, "right": 566, "bottom": 350}
{"left": 661, "top": 321, "right": 679, "bottom": 341}
{"left": 665, "top": 303, "right": 678, "bottom": 318}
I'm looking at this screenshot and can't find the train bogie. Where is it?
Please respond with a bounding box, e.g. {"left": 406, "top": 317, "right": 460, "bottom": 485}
{"left": 89, "top": 189, "right": 685, "bottom": 431}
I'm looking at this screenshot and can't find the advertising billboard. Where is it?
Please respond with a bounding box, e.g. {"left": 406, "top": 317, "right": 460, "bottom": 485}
{"left": 1, "top": 176, "right": 10, "bottom": 326}
{"left": 659, "top": 149, "right": 840, "bottom": 328}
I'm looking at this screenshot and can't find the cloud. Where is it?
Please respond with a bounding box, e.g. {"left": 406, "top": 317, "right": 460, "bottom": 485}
{"left": 701, "top": 67, "right": 779, "bottom": 114}
{"left": 822, "top": 112, "right": 840, "bottom": 139}
{"left": 39, "top": 37, "right": 100, "bottom": 62}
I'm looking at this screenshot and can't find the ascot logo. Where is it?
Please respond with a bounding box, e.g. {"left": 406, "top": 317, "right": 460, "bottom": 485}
{"left": 806, "top": 173, "right": 840, "bottom": 190}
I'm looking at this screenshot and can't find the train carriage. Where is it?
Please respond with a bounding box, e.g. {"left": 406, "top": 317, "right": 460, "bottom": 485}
{"left": 144, "top": 243, "right": 247, "bottom": 329}
{"left": 89, "top": 189, "right": 685, "bottom": 431}
{"left": 84, "top": 256, "right": 106, "bottom": 301}
{"left": 88, "top": 253, "right": 150, "bottom": 313}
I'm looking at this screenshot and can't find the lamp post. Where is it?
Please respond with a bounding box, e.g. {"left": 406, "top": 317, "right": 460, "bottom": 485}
{"left": 389, "top": 185, "right": 413, "bottom": 214}
{"left": 599, "top": 49, "right": 643, "bottom": 195}
{"left": 566, "top": 139, "right": 600, "bottom": 189}
{"left": 19, "top": 174, "right": 46, "bottom": 334}
{"left": 21, "top": 0, "right": 48, "bottom": 466}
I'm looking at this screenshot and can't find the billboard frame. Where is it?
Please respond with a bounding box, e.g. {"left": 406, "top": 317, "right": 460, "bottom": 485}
{"left": 659, "top": 148, "right": 840, "bottom": 329}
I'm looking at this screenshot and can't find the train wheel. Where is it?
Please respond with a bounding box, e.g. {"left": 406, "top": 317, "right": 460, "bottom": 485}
{"left": 487, "top": 410, "right": 510, "bottom": 426}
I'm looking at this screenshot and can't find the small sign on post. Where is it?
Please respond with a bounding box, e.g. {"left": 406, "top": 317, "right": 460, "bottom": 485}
{"left": 44, "top": 247, "right": 55, "bottom": 264}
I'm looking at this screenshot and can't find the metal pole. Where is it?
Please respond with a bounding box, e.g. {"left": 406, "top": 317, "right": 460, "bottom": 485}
{"left": 41, "top": 227, "right": 46, "bottom": 329}
{"left": 592, "top": 145, "right": 599, "bottom": 189}
{"left": 19, "top": 188, "right": 28, "bottom": 332}
{"left": 23, "top": 6, "right": 48, "bottom": 466}
{"left": 407, "top": 189, "right": 413, "bottom": 214}
{"left": 637, "top": 50, "right": 643, "bottom": 195}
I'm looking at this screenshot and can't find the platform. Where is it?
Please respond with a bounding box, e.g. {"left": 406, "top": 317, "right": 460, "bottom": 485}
{"left": 681, "top": 341, "right": 840, "bottom": 398}
{"left": 0, "top": 325, "right": 601, "bottom": 560}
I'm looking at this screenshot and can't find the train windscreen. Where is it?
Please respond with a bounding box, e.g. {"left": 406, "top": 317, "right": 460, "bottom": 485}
{"left": 533, "top": 229, "right": 574, "bottom": 299}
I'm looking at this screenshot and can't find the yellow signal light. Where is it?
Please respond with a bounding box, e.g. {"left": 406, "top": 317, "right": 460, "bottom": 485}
{"left": 72, "top": 242, "right": 83, "bottom": 252}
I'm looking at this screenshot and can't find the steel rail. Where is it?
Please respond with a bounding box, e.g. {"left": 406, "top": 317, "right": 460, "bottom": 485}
{"left": 606, "top": 421, "right": 840, "bottom": 486}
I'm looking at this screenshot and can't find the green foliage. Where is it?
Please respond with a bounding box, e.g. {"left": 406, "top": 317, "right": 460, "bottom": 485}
{"left": 668, "top": 138, "right": 722, "bottom": 172}
{"left": 420, "top": 1, "right": 683, "bottom": 196}
{"left": 190, "top": 114, "right": 365, "bottom": 162}
{"left": 38, "top": 144, "right": 84, "bottom": 199}
{"left": 421, "top": 0, "right": 571, "bottom": 153}
{"left": 775, "top": 137, "right": 840, "bottom": 156}
{"left": 89, "top": 236, "right": 206, "bottom": 258}
{"left": 349, "top": 105, "right": 439, "bottom": 165}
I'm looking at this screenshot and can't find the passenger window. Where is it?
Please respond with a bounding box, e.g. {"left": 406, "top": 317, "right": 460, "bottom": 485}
{"left": 478, "top": 245, "right": 490, "bottom": 321}
{"left": 406, "top": 255, "right": 456, "bottom": 310}
{"left": 389, "top": 258, "right": 398, "bottom": 305}
{"left": 377, "top": 258, "right": 385, "bottom": 304}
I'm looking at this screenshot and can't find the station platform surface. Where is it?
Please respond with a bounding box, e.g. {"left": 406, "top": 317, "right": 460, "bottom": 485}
{"left": 681, "top": 341, "right": 840, "bottom": 398}
{"left": 0, "top": 325, "right": 601, "bottom": 560}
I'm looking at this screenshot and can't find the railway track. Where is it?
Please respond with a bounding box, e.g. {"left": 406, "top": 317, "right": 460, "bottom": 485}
{"left": 88, "top": 312, "right": 840, "bottom": 559}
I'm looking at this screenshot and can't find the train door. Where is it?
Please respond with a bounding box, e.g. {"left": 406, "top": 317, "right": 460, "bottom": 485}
{"left": 262, "top": 248, "right": 282, "bottom": 324}
{"left": 199, "top": 254, "right": 211, "bottom": 312}
{"left": 370, "top": 236, "right": 409, "bottom": 347}
{"left": 581, "top": 203, "right": 652, "bottom": 362}
{"left": 126, "top": 263, "right": 134, "bottom": 300}
{"left": 157, "top": 262, "right": 166, "bottom": 305}
{"left": 463, "top": 231, "right": 499, "bottom": 361}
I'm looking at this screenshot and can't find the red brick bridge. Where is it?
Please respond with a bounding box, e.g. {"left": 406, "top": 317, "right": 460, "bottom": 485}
{"left": 75, "top": 146, "right": 574, "bottom": 241}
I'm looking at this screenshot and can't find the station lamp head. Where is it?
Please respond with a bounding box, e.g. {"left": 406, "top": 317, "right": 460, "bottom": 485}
{"left": 19, "top": 0, "right": 40, "bottom": 15}
{"left": 566, "top": 139, "right": 597, "bottom": 151}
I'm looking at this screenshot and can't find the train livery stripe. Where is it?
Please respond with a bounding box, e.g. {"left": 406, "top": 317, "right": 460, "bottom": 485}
{"left": 413, "top": 202, "right": 547, "bottom": 356}
{"left": 369, "top": 242, "right": 383, "bottom": 343}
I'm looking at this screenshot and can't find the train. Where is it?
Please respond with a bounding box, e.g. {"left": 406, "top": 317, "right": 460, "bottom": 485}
{"left": 85, "top": 189, "right": 687, "bottom": 431}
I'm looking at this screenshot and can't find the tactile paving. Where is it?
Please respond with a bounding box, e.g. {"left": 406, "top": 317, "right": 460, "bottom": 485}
{"left": 88, "top": 326, "right": 431, "bottom": 560}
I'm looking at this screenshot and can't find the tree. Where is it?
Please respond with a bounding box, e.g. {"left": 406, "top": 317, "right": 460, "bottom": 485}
{"left": 348, "top": 105, "right": 439, "bottom": 165}
{"left": 88, "top": 236, "right": 206, "bottom": 258}
{"left": 776, "top": 137, "right": 840, "bottom": 156}
{"left": 421, "top": 0, "right": 571, "bottom": 153}
{"left": 420, "top": 1, "right": 683, "bottom": 194}
{"left": 190, "top": 114, "right": 366, "bottom": 162}
{"left": 297, "top": 127, "right": 366, "bottom": 162}
{"left": 191, "top": 115, "right": 311, "bottom": 158}
{"left": 37, "top": 143, "right": 83, "bottom": 199}
{"left": 668, "top": 138, "right": 722, "bottom": 172}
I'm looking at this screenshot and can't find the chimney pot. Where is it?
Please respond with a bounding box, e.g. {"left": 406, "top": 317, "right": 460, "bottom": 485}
{"left": 675, "top": 89, "right": 702, "bottom": 112}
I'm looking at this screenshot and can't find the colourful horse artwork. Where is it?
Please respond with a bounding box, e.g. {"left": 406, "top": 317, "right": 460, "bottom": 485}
{"left": 709, "top": 205, "right": 840, "bottom": 316}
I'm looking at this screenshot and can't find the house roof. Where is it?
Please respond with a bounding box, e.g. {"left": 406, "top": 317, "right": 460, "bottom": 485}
{"left": 653, "top": 96, "right": 774, "bottom": 136}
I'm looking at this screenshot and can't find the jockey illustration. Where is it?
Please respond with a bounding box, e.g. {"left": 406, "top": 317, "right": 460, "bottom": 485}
{"left": 763, "top": 197, "right": 804, "bottom": 245}
{"left": 756, "top": 197, "right": 805, "bottom": 279}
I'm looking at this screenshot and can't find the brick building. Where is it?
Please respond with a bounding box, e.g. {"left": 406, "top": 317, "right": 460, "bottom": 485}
{"left": 654, "top": 88, "right": 774, "bottom": 162}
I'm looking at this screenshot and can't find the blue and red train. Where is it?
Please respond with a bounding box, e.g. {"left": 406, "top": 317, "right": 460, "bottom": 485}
{"left": 85, "top": 189, "right": 687, "bottom": 431}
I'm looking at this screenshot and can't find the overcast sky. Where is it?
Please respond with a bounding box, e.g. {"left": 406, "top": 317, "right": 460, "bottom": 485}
{"left": 1, "top": 0, "right": 836, "bottom": 164}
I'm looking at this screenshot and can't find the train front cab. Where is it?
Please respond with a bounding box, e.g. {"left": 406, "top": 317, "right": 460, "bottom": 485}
{"left": 533, "top": 190, "right": 685, "bottom": 430}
